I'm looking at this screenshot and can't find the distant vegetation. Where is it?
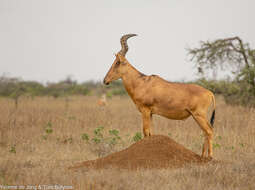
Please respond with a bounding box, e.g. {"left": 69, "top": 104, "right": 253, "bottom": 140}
{"left": 194, "top": 78, "right": 255, "bottom": 107}
{"left": 0, "top": 75, "right": 254, "bottom": 107}
{"left": 0, "top": 75, "right": 127, "bottom": 99}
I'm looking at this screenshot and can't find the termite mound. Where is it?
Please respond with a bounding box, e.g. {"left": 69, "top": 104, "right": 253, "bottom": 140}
{"left": 70, "top": 135, "right": 212, "bottom": 170}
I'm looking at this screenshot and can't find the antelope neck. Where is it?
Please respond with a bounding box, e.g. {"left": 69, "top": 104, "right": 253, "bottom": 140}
{"left": 121, "top": 64, "right": 145, "bottom": 97}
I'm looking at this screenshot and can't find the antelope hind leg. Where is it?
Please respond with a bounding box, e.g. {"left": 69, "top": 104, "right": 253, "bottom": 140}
{"left": 191, "top": 113, "right": 214, "bottom": 158}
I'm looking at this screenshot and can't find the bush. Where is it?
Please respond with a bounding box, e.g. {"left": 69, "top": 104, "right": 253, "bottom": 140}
{"left": 194, "top": 79, "right": 255, "bottom": 107}
{"left": 82, "top": 127, "right": 123, "bottom": 157}
{"left": 132, "top": 132, "right": 142, "bottom": 142}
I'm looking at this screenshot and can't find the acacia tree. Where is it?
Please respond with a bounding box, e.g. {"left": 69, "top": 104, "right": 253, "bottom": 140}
{"left": 187, "top": 36, "right": 255, "bottom": 95}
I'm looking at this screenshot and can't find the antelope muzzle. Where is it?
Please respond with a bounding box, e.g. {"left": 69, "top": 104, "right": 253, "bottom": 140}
{"left": 103, "top": 78, "right": 110, "bottom": 85}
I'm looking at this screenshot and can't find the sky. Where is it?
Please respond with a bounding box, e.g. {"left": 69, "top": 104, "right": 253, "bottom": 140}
{"left": 0, "top": 0, "right": 255, "bottom": 83}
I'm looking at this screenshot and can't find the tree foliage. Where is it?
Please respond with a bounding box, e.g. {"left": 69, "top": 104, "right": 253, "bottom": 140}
{"left": 188, "top": 37, "right": 255, "bottom": 84}
{"left": 188, "top": 36, "right": 255, "bottom": 106}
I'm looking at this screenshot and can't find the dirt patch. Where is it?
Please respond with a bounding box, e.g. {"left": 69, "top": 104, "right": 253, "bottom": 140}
{"left": 70, "top": 135, "right": 212, "bottom": 170}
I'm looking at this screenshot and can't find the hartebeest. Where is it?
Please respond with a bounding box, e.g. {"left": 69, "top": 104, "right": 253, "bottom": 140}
{"left": 97, "top": 94, "right": 107, "bottom": 106}
{"left": 103, "top": 34, "right": 216, "bottom": 159}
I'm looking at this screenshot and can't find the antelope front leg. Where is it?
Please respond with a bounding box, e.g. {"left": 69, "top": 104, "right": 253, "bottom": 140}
{"left": 142, "top": 110, "right": 152, "bottom": 137}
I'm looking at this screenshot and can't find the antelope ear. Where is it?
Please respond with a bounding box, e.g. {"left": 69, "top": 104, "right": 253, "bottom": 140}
{"left": 116, "top": 53, "right": 126, "bottom": 63}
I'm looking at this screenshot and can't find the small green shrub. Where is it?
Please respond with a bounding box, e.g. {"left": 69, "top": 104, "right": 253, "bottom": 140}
{"left": 42, "top": 121, "right": 53, "bottom": 141}
{"left": 108, "top": 129, "right": 121, "bottom": 146}
{"left": 81, "top": 133, "right": 89, "bottom": 142}
{"left": 9, "top": 145, "right": 16, "bottom": 154}
{"left": 213, "top": 143, "right": 221, "bottom": 149}
{"left": 82, "top": 127, "right": 123, "bottom": 157}
{"left": 94, "top": 126, "right": 104, "bottom": 138}
{"left": 45, "top": 128, "right": 53, "bottom": 134}
{"left": 92, "top": 137, "right": 101, "bottom": 144}
{"left": 133, "top": 132, "right": 142, "bottom": 142}
{"left": 63, "top": 137, "right": 73, "bottom": 144}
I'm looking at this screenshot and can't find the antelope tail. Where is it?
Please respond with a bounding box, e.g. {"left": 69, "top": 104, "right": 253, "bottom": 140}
{"left": 210, "top": 94, "right": 216, "bottom": 127}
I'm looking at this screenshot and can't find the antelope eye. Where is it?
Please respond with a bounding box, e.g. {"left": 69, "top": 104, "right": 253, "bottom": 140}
{"left": 116, "top": 61, "right": 120, "bottom": 65}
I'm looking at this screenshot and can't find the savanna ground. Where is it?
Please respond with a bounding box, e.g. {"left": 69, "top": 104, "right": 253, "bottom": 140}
{"left": 0, "top": 95, "right": 255, "bottom": 189}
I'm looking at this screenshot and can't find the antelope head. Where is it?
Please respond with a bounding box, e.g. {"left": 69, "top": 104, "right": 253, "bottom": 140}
{"left": 103, "top": 34, "right": 137, "bottom": 85}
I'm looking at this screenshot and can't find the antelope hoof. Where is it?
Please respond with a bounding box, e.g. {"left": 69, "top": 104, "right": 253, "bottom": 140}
{"left": 201, "top": 153, "right": 206, "bottom": 158}
{"left": 201, "top": 155, "right": 213, "bottom": 161}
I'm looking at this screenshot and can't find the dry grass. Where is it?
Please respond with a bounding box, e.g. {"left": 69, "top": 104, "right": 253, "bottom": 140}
{"left": 0, "top": 95, "right": 255, "bottom": 189}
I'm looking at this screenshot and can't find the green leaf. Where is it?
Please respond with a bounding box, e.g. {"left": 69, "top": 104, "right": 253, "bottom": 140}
{"left": 133, "top": 132, "right": 142, "bottom": 142}
{"left": 81, "top": 133, "right": 89, "bottom": 141}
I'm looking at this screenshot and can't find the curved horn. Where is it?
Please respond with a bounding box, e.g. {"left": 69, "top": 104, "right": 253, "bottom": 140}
{"left": 118, "top": 34, "right": 137, "bottom": 57}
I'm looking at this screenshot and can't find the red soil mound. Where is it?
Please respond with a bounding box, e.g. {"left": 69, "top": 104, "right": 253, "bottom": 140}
{"left": 70, "top": 135, "right": 211, "bottom": 170}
